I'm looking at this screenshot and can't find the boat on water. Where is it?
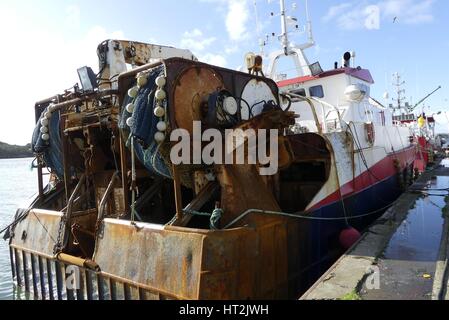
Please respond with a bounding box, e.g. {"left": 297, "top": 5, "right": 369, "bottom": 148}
{"left": 4, "top": 1, "right": 416, "bottom": 300}
{"left": 389, "top": 72, "right": 442, "bottom": 171}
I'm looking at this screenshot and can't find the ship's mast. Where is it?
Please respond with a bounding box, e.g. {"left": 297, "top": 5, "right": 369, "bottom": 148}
{"left": 392, "top": 72, "right": 406, "bottom": 115}
{"left": 304, "top": 0, "right": 314, "bottom": 50}
{"left": 266, "top": 0, "right": 315, "bottom": 79}
{"left": 279, "top": 0, "right": 289, "bottom": 55}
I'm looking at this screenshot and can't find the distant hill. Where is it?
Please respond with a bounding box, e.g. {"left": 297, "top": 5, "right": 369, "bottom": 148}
{"left": 0, "top": 141, "right": 33, "bottom": 159}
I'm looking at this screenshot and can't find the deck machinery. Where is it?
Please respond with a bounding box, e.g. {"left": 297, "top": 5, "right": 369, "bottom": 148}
{"left": 5, "top": 40, "right": 342, "bottom": 299}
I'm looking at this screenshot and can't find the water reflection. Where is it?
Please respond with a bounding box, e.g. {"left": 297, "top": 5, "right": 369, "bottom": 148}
{"left": 383, "top": 176, "right": 449, "bottom": 261}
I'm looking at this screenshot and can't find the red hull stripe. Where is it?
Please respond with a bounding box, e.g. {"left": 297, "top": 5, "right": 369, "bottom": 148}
{"left": 309, "top": 146, "right": 416, "bottom": 210}
{"left": 277, "top": 67, "right": 374, "bottom": 88}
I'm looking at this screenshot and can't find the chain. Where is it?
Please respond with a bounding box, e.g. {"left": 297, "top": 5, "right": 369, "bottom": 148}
{"left": 53, "top": 214, "right": 66, "bottom": 254}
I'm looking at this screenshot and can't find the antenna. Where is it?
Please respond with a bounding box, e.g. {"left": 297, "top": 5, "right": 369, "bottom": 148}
{"left": 270, "top": 0, "right": 314, "bottom": 54}
{"left": 305, "top": 0, "right": 314, "bottom": 45}
{"left": 254, "top": 0, "right": 263, "bottom": 53}
{"left": 280, "top": 0, "right": 289, "bottom": 55}
{"left": 265, "top": 0, "right": 315, "bottom": 78}
{"left": 392, "top": 72, "right": 407, "bottom": 115}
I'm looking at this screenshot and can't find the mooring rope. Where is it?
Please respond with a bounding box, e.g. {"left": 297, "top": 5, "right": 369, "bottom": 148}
{"left": 184, "top": 201, "right": 395, "bottom": 230}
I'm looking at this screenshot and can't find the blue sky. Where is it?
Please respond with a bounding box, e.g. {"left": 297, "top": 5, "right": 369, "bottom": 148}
{"left": 0, "top": 0, "right": 448, "bottom": 145}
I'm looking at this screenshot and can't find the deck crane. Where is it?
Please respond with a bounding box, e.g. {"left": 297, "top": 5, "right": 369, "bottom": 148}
{"left": 407, "top": 85, "right": 442, "bottom": 113}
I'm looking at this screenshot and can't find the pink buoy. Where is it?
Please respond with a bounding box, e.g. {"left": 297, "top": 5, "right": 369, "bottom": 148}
{"left": 339, "top": 227, "right": 361, "bottom": 250}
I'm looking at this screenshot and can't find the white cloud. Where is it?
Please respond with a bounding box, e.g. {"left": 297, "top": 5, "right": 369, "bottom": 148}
{"left": 225, "top": 45, "right": 239, "bottom": 55}
{"left": 65, "top": 5, "right": 81, "bottom": 30}
{"left": 183, "top": 28, "right": 203, "bottom": 38}
{"left": 0, "top": 7, "right": 124, "bottom": 145}
{"left": 197, "top": 0, "right": 251, "bottom": 65}
{"left": 323, "top": 0, "right": 435, "bottom": 30}
{"left": 199, "top": 0, "right": 251, "bottom": 41}
{"left": 332, "top": 4, "right": 369, "bottom": 30}
{"left": 179, "top": 28, "right": 226, "bottom": 67}
{"left": 180, "top": 28, "right": 217, "bottom": 52}
{"left": 322, "top": 3, "right": 353, "bottom": 22}
{"left": 226, "top": 0, "right": 250, "bottom": 42}
{"left": 381, "top": 0, "right": 434, "bottom": 24}
{"left": 200, "top": 53, "right": 227, "bottom": 67}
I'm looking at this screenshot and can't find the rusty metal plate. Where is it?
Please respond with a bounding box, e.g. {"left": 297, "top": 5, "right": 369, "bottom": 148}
{"left": 10, "top": 213, "right": 291, "bottom": 299}
{"left": 173, "top": 67, "right": 224, "bottom": 134}
{"left": 10, "top": 209, "right": 62, "bottom": 257}
{"left": 197, "top": 228, "right": 258, "bottom": 299}
{"left": 197, "top": 221, "right": 289, "bottom": 299}
{"left": 93, "top": 218, "right": 289, "bottom": 299}
{"left": 93, "top": 219, "right": 205, "bottom": 299}
{"left": 216, "top": 164, "right": 281, "bottom": 227}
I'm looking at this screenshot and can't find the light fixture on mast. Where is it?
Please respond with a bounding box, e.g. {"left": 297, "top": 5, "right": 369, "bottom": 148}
{"left": 266, "top": 0, "right": 316, "bottom": 79}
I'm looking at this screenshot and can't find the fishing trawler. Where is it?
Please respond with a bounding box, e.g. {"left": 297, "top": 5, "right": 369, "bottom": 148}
{"left": 4, "top": 1, "right": 416, "bottom": 300}
{"left": 389, "top": 72, "right": 442, "bottom": 171}
{"left": 263, "top": 2, "right": 416, "bottom": 220}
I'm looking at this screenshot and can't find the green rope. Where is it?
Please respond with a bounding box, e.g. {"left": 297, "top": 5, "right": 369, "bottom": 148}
{"left": 223, "top": 204, "right": 395, "bottom": 229}
{"left": 210, "top": 208, "right": 223, "bottom": 230}
{"left": 183, "top": 209, "right": 211, "bottom": 217}
{"left": 183, "top": 208, "right": 223, "bottom": 230}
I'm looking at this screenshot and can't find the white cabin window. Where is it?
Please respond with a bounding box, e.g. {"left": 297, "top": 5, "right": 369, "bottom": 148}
{"left": 309, "top": 85, "right": 324, "bottom": 98}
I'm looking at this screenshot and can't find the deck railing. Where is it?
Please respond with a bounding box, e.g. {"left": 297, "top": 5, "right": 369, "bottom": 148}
{"left": 9, "top": 246, "right": 177, "bottom": 300}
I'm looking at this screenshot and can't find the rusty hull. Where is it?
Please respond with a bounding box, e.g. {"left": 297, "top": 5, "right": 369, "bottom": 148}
{"left": 10, "top": 208, "right": 293, "bottom": 299}
{"left": 11, "top": 57, "right": 317, "bottom": 300}
{"left": 92, "top": 217, "right": 289, "bottom": 299}
{"left": 10, "top": 209, "right": 62, "bottom": 258}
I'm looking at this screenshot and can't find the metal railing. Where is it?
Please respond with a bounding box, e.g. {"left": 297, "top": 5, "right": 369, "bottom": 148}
{"left": 286, "top": 93, "right": 345, "bottom": 134}
{"left": 9, "top": 246, "right": 178, "bottom": 300}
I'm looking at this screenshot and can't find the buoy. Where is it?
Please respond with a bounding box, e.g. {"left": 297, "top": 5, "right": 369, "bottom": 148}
{"left": 155, "top": 89, "right": 166, "bottom": 101}
{"left": 154, "top": 131, "right": 165, "bottom": 143}
{"left": 156, "top": 121, "right": 167, "bottom": 132}
{"left": 44, "top": 111, "right": 52, "bottom": 119}
{"left": 155, "top": 76, "right": 166, "bottom": 87}
{"left": 41, "top": 133, "right": 50, "bottom": 141}
{"left": 40, "top": 126, "right": 49, "bottom": 134}
{"left": 40, "top": 118, "right": 49, "bottom": 127}
{"left": 128, "top": 86, "right": 139, "bottom": 98}
{"left": 154, "top": 106, "right": 165, "bottom": 117}
{"left": 137, "top": 75, "right": 148, "bottom": 88}
{"left": 418, "top": 116, "right": 426, "bottom": 128}
{"left": 126, "top": 103, "right": 135, "bottom": 113}
{"left": 126, "top": 117, "right": 134, "bottom": 127}
{"left": 339, "top": 227, "right": 361, "bottom": 250}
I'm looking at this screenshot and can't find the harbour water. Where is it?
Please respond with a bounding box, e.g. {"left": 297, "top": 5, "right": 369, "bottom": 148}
{"left": 302, "top": 158, "right": 449, "bottom": 300}
{"left": 0, "top": 158, "right": 42, "bottom": 300}
{"left": 361, "top": 174, "right": 449, "bottom": 299}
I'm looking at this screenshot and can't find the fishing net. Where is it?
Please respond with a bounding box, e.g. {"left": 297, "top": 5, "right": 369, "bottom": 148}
{"left": 31, "top": 110, "right": 64, "bottom": 178}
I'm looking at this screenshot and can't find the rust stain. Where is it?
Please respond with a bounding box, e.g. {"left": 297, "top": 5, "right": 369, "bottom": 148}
{"left": 173, "top": 67, "right": 224, "bottom": 134}
{"left": 10, "top": 210, "right": 62, "bottom": 257}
